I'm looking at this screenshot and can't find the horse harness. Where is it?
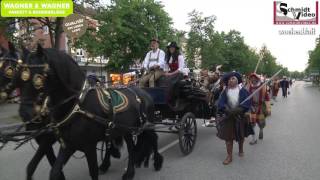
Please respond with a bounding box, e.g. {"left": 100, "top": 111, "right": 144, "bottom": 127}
{"left": 39, "top": 79, "right": 147, "bottom": 145}
{"left": 0, "top": 55, "right": 147, "bottom": 146}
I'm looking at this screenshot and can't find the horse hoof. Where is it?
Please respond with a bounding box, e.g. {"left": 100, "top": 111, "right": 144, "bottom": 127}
{"left": 135, "top": 163, "right": 141, "bottom": 168}
{"left": 99, "top": 164, "right": 110, "bottom": 175}
{"left": 122, "top": 171, "right": 134, "bottom": 180}
{"left": 110, "top": 147, "right": 121, "bottom": 159}
{"left": 99, "top": 169, "right": 107, "bottom": 175}
{"left": 144, "top": 161, "right": 149, "bottom": 168}
{"left": 154, "top": 154, "right": 163, "bottom": 171}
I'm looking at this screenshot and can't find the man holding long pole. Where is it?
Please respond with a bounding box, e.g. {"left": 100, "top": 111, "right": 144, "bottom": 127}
{"left": 245, "top": 73, "right": 271, "bottom": 145}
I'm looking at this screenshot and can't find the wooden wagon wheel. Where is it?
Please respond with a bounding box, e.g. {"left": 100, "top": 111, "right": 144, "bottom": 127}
{"left": 179, "top": 112, "right": 197, "bottom": 155}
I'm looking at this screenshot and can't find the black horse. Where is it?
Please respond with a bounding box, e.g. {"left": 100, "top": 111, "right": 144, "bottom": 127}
{"left": 0, "top": 43, "right": 67, "bottom": 180}
{"left": 0, "top": 44, "right": 122, "bottom": 179}
{"left": 20, "top": 45, "right": 163, "bottom": 180}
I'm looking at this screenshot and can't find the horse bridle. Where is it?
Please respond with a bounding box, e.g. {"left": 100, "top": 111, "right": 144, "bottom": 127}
{"left": 0, "top": 57, "right": 22, "bottom": 100}
{"left": 0, "top": 54, "right": 51, "bottom": 116}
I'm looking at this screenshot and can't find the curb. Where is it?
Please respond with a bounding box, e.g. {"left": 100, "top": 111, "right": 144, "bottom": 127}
{"left": 0, "top": 123, "right": 23, "bottom": 131}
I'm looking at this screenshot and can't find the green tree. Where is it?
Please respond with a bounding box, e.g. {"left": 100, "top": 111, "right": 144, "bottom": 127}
{"left": 257, "top": 45, "right": 279, "bottom": 76}
{"left": 186, "top": 10, "right": 216, "bottom": 68}
{"left": 185, "top": 11, "right": 260, "bottom": 73}
{"left": 77, "top": 0, "right": 174, "bottom": 72}
{"left": 0, "top": 0, "right": 102, "bottom": 49}
{"left": 307, "top": 43, "right": 320, "bottom": 73}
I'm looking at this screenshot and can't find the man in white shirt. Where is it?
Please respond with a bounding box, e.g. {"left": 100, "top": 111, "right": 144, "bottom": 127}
{"left": 139, "top": 38, "right": 166, "bottom": 87}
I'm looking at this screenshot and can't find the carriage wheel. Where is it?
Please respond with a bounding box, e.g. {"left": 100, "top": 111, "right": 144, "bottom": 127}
{"left": 179, "top": 112, "right": 197, "bottom": 155}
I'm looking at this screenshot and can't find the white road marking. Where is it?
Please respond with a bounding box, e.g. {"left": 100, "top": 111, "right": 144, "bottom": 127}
{"left": 158, "top": 139, "right": 179, "bottom": 154}
{"left": 122, "top": 139, "right": 179, "bottom": 162}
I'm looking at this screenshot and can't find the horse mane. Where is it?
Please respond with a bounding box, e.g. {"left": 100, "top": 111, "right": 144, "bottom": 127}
{"left": 0, "top": 41, "right": 19, "bottom": 59}
{"left": 40, "top": 48, "right": 86, "bottom": 93}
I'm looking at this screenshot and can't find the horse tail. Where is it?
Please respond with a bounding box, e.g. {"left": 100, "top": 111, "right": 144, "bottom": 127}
{"left": 113, "top": 136, "right": 123, "bottom": 148}
{"left": 134, "top": 130, "right": 163, "bottom": 171}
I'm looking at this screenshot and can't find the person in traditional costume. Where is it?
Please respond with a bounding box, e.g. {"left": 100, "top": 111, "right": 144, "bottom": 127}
{"left": 272, "top": 77, "right": 280, "bottom": 101}
{"left": 216, "top": 72, "right": 252, "bottom": 165}
{"left": 164, "top": 42, "right": 186, "bottom": 77}
{"left": 139, "top": 38, "right": 166, "bottom": 87}
{"left": 280, "top": 76, "right": 290, "bottom": 98}
{"left": 246, "top": 73, "right": 271, "bottom": 145}
{"left": 163, "top": 42, "right": 187, "bottom": 107}
{"left": 200, "top": 69, "right": 210, "bottom": 91}
{"left": 203, "top": 71, "right": 224, "bottom": 127}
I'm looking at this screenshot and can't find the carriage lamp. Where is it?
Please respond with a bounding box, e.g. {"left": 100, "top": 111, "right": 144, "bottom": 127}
{"left": 4, "top": 66, "right": 14, "bottom": 79}
{"left": 21, "top": 68, "right": 31, "bottom": 81}
{"left": 0, "top": 92, "right": 7, "bottom": 100}
{"left": 33, "top": 74, "right": 45, "bottom": 90}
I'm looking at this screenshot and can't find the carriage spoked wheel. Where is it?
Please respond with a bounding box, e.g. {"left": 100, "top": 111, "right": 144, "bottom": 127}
{"left": 100, "top": 141, "right": 106, "bottom": 162}
{"left": 179, "top": 112, "right": 197, "bottom": 155}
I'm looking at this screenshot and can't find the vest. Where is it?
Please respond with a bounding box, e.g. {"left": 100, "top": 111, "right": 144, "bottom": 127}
{"left": 168, "top": 56, "right": 179, "bottom": 73}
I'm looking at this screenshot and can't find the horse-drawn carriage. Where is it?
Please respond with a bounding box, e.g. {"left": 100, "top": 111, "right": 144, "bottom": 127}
{"left": 141, "top": 76, "right": 212, "bottom": 155}
{"left": 0, "top": 44, "right": 222, "bottom": 180}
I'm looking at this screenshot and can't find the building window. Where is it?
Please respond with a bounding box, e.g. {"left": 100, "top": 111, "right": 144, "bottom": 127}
{"left": 76, "top": 49, "right": 84, "bottom": 57}
{"left": 28, "top": 26, "right": 34, "bottom": 31}
{"left": 42, "top": 26, "right": 49, "bottom": 34}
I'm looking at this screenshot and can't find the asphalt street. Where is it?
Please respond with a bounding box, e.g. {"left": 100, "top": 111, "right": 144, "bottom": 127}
{"left": 0, "top": 103, "right": 20, "bottom": 125}
{"left": 0, "top": 81, "right": 319, "bottom": 180}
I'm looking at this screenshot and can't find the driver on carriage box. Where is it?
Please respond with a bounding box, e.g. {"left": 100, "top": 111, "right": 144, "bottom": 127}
{"left": 139, "top": 38, "right": 166, "bottom": 88}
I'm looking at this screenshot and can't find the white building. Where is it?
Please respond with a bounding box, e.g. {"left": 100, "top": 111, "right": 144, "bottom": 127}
{"left": 71, "top": 48, "right": 109, "bottom": 82}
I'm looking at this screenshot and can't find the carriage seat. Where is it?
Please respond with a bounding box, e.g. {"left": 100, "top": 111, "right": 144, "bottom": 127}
{"left": 155, "top": 75, "right": 170, "bottom": 87}
{"left": 156, "top": 73, "right": 185, "bottom": 87}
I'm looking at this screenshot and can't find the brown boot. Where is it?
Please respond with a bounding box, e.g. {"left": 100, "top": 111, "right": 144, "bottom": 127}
{"left": 259, "top": 129, "right": 263, "bottom": 140}
{"left": 223, "top": 141, "right": 233, "bottom": 165}
{"left": 238, "top": 139, "right": 244, "bottom": 157}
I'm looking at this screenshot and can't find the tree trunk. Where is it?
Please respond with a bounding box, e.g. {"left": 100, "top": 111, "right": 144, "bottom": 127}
{"left": 46, "top": 18, "right": 55, "bottom": 48}
{"left": 54, "top": 17, "right": 64, "bottom": 50}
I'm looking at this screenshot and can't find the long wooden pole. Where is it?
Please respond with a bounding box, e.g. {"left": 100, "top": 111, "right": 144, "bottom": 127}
{"left": 254, "top": 57, "right": 262, "bottom": 73}
{"left": 240, "top": 68, "right": 283, "bottom": 105}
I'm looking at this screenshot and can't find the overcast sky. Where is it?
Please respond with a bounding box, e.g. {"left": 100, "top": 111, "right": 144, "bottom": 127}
{"left": 158, "top": 0, "right": 319, "bottom": 72}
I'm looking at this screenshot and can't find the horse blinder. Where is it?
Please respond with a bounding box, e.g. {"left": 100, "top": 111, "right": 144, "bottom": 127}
{"left": 33, "top": 74, "right": 46, "bottom": 90}
{"left": 4, "top": 66, "right": 14, "bottom": 79}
